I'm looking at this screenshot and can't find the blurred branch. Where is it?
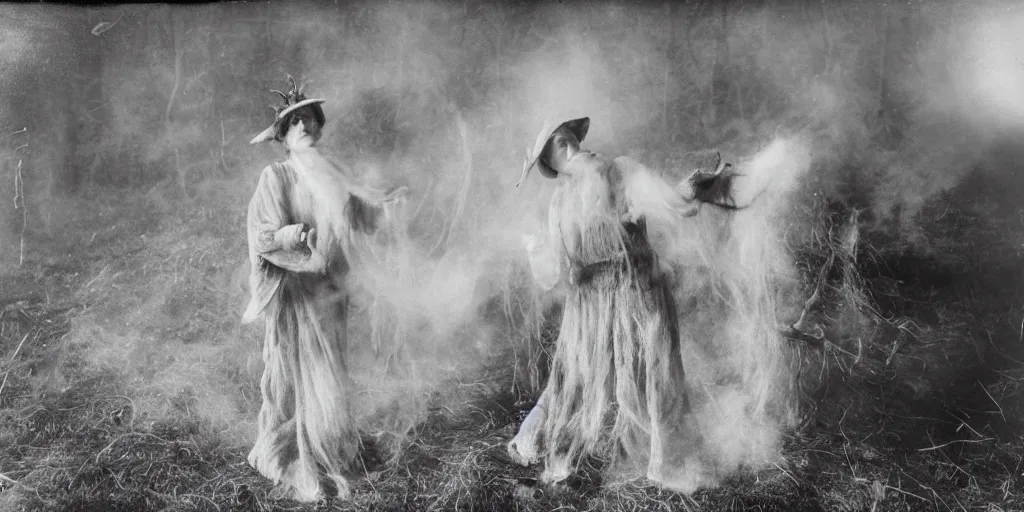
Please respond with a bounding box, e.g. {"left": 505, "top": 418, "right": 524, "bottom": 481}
{"left": 219, "top": 120, "right": 228, "bottom": 175}
{"left": 427, "top": 105, "right": 472, "bottom": 258}
{"left": 166, "top": 46, "right": 185, "bottom": 125}
{"left": 6, "top": 128, "right": 27, "bottom": 139}
{"left": 663, "top": 1, "right": 675, "bottom": 139}
{"left": 9, "top": 129, "right": 28, "bottom": 266}
{"left": 164, "top": 7, "right": 184, "bottom": 126}
{"left": 820, "top": 0, "right": 834, "bottom": 61}
{"left": 87, "top": 101, "right": 111, "bottom": 114}
{"left": 13, "top": 159, "right": 25, "bottom": 268}
{"left": 683, "top": 1, "right": 707, "bottom": 74}
{"left": 0, "top": 334, "right": 31, "bottom": 400}
{"left": 708, "top": 0, "right": 730, "bottom": 131}
{"left": 182, "top": 70, "right": 209, "bottom": 96}
{"left": 174, "top": 148, "right": 185, "bottom": 195}
{"left": 91, "top": 10, "right": 124, "bottom": 37}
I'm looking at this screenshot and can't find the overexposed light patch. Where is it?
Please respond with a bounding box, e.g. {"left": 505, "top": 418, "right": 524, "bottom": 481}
{"left": 0, "top": 24, "right": 33, "bottom": 90}
{"left": 512, "top": 37, "right": 611, "bottom": 143}
{"left": 508, "top": 23, "right": 672, "bottom": 149}
{"left": 957, "top": 6, "right": 1024, "bottom": 128}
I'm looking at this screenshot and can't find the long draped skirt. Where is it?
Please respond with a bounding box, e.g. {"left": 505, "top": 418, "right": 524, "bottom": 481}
{"left": 247, "top": 277, "right": 357, "bottom": 501}
{"left": 540, "top": 269, "right": 698, "bottom": 486}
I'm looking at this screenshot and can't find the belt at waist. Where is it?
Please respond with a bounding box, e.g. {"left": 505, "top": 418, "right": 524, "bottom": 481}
{"left": 569, "top": 252, "right": 658, "bottom": 287}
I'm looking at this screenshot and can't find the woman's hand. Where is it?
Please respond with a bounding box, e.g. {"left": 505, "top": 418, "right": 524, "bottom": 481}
{"left": 301, "top": 227, "right": 329, "bottom": 273}
{"left": 677, "top": 175, "right": 698, "bottom": 202}
{"left": 682, "top": 160, "right": 741, "bottom": 211}
{"left": 274, "top": 224, "right": 307, "bottom": 251}
{"left": 302, "top": 226, "right": 319, "bottom": 249}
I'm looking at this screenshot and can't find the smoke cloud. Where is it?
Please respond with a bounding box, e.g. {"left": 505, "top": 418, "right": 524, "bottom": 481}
{"left": 4, "top": 0, "right": 1023, "bottom": 493}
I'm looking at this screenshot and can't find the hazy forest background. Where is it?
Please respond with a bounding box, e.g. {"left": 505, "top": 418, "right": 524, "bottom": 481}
{"left": 1, "top": 1, "right": 1023, "bottom": 510}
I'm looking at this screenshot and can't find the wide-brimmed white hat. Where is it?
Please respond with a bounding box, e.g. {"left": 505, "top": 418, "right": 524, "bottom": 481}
{"left": 516, "top": 117, "right": 590, "bottom": 188}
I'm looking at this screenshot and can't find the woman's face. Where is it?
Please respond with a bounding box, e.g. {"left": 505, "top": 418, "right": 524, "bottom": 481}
{"left": 282, "top": 106, "right": 322, "bottom": 149}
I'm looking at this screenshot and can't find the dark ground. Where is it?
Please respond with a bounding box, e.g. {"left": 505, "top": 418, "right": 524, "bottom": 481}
{"left": 1, "top": 155, "right": 1023, "bottom": 512}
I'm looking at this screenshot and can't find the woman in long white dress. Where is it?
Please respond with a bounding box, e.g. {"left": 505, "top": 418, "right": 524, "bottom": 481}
{"left": 508, "top": 117, "right": 753, "bottom": 490}
{"left": 243, "top": 77, "right": 405, "bottom": 501}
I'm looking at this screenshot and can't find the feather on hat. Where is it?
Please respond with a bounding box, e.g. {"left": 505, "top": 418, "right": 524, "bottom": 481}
{"left": 250, "top": 74, "right": 326, "bottom": 145}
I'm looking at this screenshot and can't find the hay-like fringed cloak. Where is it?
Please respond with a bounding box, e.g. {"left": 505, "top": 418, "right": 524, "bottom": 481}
{"left": 515, "top": 151, "right": 706, "bottom": 487}
{"left": 511, "top": 119, "right": 771, "bottom": 491}
{"left": 242, "top": 153, "right": 399, "bottom": 502}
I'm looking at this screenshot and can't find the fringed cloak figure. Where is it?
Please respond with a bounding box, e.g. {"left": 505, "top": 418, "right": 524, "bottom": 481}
{"left": 507, "top": 118, "right": 749, "bottom": 490}
{"left": 243, "top": 76, "right": 406, "bottom": 501}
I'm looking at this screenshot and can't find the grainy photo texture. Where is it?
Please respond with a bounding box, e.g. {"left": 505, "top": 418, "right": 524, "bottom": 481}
{"left": 1, "top": 1, "right": 1022, "bottom": 511}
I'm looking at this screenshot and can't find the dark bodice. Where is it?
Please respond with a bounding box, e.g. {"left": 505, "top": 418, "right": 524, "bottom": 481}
{"left": 570, "top": 217, "right": 659, "bottom": 288}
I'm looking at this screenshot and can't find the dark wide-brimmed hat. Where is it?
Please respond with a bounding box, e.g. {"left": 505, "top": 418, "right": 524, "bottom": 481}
{"left": 516, "top": 117, "right": 590, "bottom": 188}
{"left": 250, "top": 75, "right": 326, "bottom": 145}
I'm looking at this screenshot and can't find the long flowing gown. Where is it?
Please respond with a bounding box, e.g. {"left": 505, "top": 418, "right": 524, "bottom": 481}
{"left": 242, "top": 158, "right": 389, "bottom": 501}
{"left": 520, "top": 153, "right": 700, "bottom": 487}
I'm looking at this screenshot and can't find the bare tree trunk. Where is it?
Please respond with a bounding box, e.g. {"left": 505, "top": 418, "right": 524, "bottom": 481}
{"left": 877, "top": 6, "right": 894, "bottom": 124}
{"left": 165, "top": 7, "right": 183, "bottom": 127}
{"left": 710, "top": 0, "right": 729, "bottom": 130}
{"left": 461, "top": 0, "right": 468, "bottom": 45}
{"left": 50, "top": 10, "right": 100, "bottom": 196}
{"left": 662, "top": 0, "right": 675, "bottom": 145}
{"left": 207, "top": 7, "right": 220, "bottom": 121}
{"left": 164, "top": 7, "right": 187, "bottom": 192}
{"left": 877, "top": 2, "right": 912, "bottom": 148}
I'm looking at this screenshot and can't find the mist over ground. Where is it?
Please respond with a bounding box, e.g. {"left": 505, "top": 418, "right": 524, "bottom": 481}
{"left": 1, "top": 1, "right": 1023, "bottom": 510}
